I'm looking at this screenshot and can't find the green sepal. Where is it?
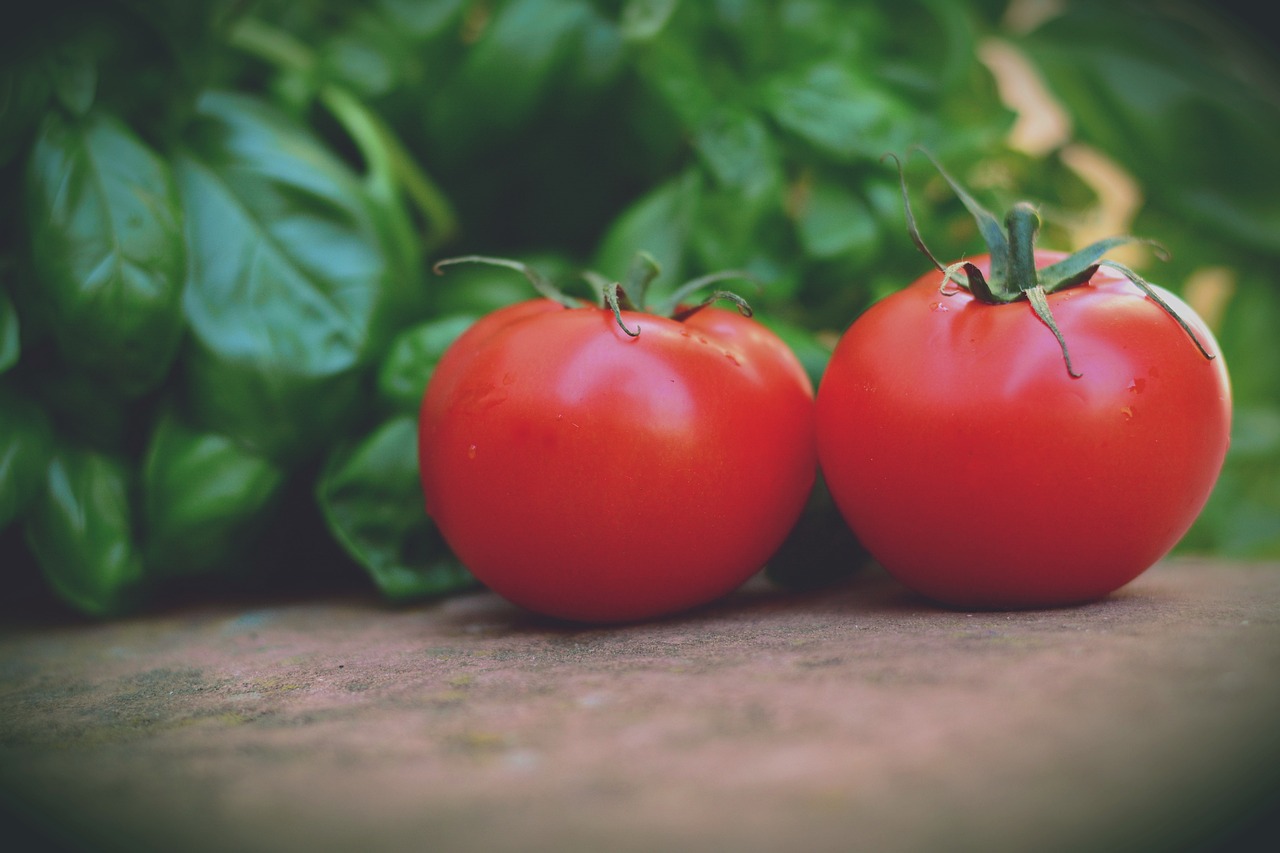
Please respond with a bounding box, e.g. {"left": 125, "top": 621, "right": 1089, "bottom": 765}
{"left": 437, "top": 252, "right": 756, "bottom": 339}
{"left": 434, "top": 255, "right": 579, "bottom": 309}
{"left": 656, "top": 269, "right": 757, "bottom": 318}
{"left": 603, "top": 281, "right": 641, "bottom": 337}
{"left": 622, "top": 251, "right": 663, "bottom": 309}
{"left": 895, "top": 149, "right": 1218, "bottom": 379}
{"left": 580, "top": 271, "right": 614, "bottom": 307}
{"left": 1098, "top": 259, "right": 1216, "bottom": 361}
{"left": 884, "top": 152, "right": 947, "bottom": 274}
{"left": 670, "top": 290, "right": 754, "bottom": 323}
{"left": 1025, "top": 285, "right": 1081, "bottom": 378}
{"left": 1037, "top": 235, "right": 1163, "bottom": 293}
{"left": 913, "top": 147, "right": 1010, "bottom": 290}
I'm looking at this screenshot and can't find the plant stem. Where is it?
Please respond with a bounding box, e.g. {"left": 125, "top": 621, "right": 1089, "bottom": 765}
{"left": 227, "top": 18, "right": 458, "bottom": 249}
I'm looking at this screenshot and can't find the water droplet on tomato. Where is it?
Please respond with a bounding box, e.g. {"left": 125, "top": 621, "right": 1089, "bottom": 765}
{"left": 1120, "top": 407, "right": 1134, "bottom": 421}
{"left": 467, "top": 444, "right": 477, "bottom": 460}
{"left": 723, "top": 350, "right": 741, "bottom": 366}
{"left": 1128, "top": 378, "right": 1147, "bottom": 394}
{"left": 928, "top": 301, "right": 949, "bottom": 313}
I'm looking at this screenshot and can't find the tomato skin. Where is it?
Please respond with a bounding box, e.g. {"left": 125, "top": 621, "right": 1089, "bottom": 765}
{"left": 419, "top": 300, "right": 817, "bottom": 622}
{"left": 815, "top": 252, "right": 1232, "bottom": 609}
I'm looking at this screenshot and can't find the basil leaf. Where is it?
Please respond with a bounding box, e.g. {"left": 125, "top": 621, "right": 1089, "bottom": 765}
{"left": 425, "top": 0, "right": 593, "bottom": 150}
{"left": 0, "top": 288, "right": 18, "bottom": 374}
{"left": 377, "top": 314, "right": 476, "bottom": 415}
{"left": 692, "top": 108, "right": 782, "bottom": 201}
{"left": 0, "top": 384, "right": 53, "bottom": 531}
{"left": 175, "top": 90, "right": 422, "bottom": 462}
{"left": 30, "top": 368, "right": 133, "bottom": 455}
{"left": 377, "top": 0, "right": 467, "bottom": 38}
{"left": 23, "top": 109, "right": 186, "bottom": 396}
{"left": 620, "top": 0, "right": 679, "bottom": 42}
{"left": 141, "top": 410, "right": 287, "bottom": 579}
{"left": 24, "top": 444, "right": 144, "bottom": 617}
{"left": 763, "top": 62, "right": 914, "bottom": 162}
{"left": 634, "top": 36, "right": 717, "bottom": 131}
{"left": 795, "top": 181, "right": 880, "bottom": 263}
{"left": 0, "top": 62, "right": 52, "bottom": 167}
{"left": 48, "top": 49, "right": 96, "bottom": 116}
{"left": 593, "top": 169, "right": 702, "bottom": 300}
{"left": 317, "top": 417, "right": 476, "bottom": 601}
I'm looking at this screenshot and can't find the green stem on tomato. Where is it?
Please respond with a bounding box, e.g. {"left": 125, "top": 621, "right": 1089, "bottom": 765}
{"left": 1006, "top": 203, "right": 1042, "bottom": 297}
{"left": 890, "top": 147, "right": 1217, "bottom": 377}
{"left": 432, "top": 253, "right": 758, "bottom": 338}
{"left": 432, "top": 256, "right": 581, "bottom": 309}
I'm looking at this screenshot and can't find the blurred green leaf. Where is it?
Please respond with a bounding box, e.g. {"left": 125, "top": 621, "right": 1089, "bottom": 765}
{"left": 425, "top": 0, "right": 596, "bottom": 155}
{"left": 1021, "top": 2, "right": 1280, "bottom": 255}
{"left": 692, "top": 107, "right": 782, "bottom": 199}
{"left": 621, "top": 0, "right": 679, "bottom": 42}
{"left": 318, "top": 416, "right": 477, "bottom": 601}
{"left": 141, "top": 409, "right": 287, "bottom": 579}
{"left": 594, "top": 169, "right": 702, "bottom": 298}
{"left": 0, "top": 384, "right": 53, "bottom": 531}
{"left": 175, "top": 91, "right": 422, "bottom": 462}
{"left": 48, "top": 49, "right": 96, "bottom": 116}
{"left": 24, "top": 443, "right": 144, "bottom": 617}
{"left": 0, "top": 288, "right": 18, "bottom": 374}
{"left": 0, "top": 62, "right": 52, "bottom": 166}
{"left": 24, "top": 110, "right": 186, "bottom": 396}
{"left": 377, "top": 314, "right": 477, "bottom": 415}
{"left": 763, "top": 62, "right": 914, "bottom": 162}
{"left": 795, "top": 180, "right": 880, "bottom": 262}
{"left": 377, "top": 0, "right": 467, "bottom": 38}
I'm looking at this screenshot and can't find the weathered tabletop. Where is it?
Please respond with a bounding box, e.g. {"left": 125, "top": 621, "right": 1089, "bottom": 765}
{"left": 3, "top": 558, "right": 1279, "bottom": 852}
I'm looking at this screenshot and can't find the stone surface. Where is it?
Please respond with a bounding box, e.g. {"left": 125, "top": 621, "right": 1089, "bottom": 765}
{"left": 3, "top": 558, "right": 1279, "bottom": 852}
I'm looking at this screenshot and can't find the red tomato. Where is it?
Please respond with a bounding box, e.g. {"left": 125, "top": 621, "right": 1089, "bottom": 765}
{"left": 815, "top": 252, "right": 1232, "bottom": 609}
{"left": 419, "top": 299, "right": 817, "bottom": 622}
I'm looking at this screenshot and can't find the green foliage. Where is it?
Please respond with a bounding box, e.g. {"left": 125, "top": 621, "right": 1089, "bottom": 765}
{"left": 0, "top": 289, "right": 18, "bottom": 374}
{"left": 24, "top": 110, "right": 185, "bottom": 396}
{"left": 175, "top": 89, "right": 422, "bottom": 461}
{"left": 24, "top": 444, "right": 144, "bottom": 617}
{"left": 2, "top": 0, "right": 1277, "bottom": 617}
{"left": 317, "top": 416, "right": 477, "bottom": 602}
{"left": 378, "top": 314, "right": 478, "bottom": 415}
{"left": 0, "top": 385, "right": 52, "bottom": 530}
{"left": 141, "top": 409, "right": 286, "bottom": 579}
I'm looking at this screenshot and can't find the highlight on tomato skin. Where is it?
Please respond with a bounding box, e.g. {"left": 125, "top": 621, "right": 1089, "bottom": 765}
{"left": 418, "top": 255, "right": 819, "bottom": 623}
{"left": 813, "top": 153, "right": 1234, "bottom": 610}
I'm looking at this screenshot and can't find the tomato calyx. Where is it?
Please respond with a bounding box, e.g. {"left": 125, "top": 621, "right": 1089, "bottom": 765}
{"left": 433, "top": 253, "right": 755, "bottom": 337}
{"left": 887, "top": 149, "right": 1216, "bottom": 378}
